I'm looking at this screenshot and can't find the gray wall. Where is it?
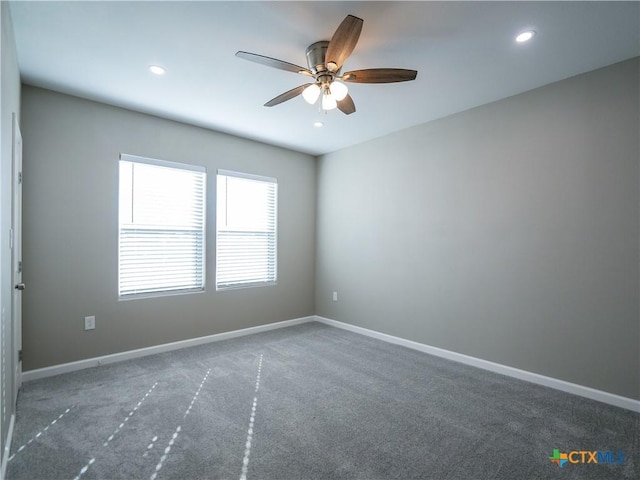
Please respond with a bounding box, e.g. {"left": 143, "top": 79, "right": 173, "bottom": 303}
{"left": 1, "top": 0, "right": 21, "bottom": 465}
{"left": 21, "top": 86, "right": 316, "bottom": 371}
{"left": 316, "top": 58, "right": 639, "bottom": 400}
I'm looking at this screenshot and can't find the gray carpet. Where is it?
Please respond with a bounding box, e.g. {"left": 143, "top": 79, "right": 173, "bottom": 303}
{"left": 6, "top": 322, "right": 639, "bottom": 479}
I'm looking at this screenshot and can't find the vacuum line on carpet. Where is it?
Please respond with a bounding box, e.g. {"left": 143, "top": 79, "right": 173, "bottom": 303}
{"left": 143, "top": 435, "right": 159, "bottom": 458}
{"left": 8, "top": 406, "right": 74, "bottom": 461}
{"left": 240, "top": 354, "right": 264, "bottom": 480}
{"left": 150, "top": 368, "right": 212, "bottom": 480}
{"left": 72, "top": 381, "right": 159, "bottom": 480}
{"left": 103, "top": 382, "right": 159, "bottom": 447}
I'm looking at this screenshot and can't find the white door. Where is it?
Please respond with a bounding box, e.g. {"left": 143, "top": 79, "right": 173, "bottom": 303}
{"left": 11, "top": 113, "right": 23, "bottom": 398}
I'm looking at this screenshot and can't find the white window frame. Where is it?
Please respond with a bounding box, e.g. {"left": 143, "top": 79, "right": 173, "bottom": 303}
{"left": 118, "top": 153, "right": 206, "bottom": 299}
{"left": 216, "top": 169, "right": 278, "bottom": 291}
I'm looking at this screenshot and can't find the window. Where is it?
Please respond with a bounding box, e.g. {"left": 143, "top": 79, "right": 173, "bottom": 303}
{"left": 118, "top": 154, "right": 206, "bottom": 298}
{"left": 216, "top": 170, "right": 277, "bottom": 290}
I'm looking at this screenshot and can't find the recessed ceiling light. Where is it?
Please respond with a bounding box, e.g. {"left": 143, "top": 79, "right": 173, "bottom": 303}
{"left": 313, "top": 121, "right": 324, "bottom": 128}
{"left": 515, "top": 30, "right": 536, "bottom": 43}
{"left": 148, "top": 65, "right": 166, "bottom": 75}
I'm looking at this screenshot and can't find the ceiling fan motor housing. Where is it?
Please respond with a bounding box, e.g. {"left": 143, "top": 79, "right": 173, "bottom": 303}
{"left": 306, "top": 41, "right": 330, "bottom": 75}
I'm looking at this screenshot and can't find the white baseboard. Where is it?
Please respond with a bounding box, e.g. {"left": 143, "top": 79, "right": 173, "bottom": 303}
{"left": 1, "top": 414, "right": 15, "bottom": 480}
{"left": 315, "top": 316, "right": 640, "bottom": 412}
{"left": 22, "top": 316, "right": 315, "bottom": 383}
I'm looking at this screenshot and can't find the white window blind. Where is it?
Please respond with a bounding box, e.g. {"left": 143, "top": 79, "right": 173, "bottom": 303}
{"left": 216, "top": 170, "right": 277, "bottom": 290}
{"left": 119, "top": 154, "right": 206, "bottom": 298}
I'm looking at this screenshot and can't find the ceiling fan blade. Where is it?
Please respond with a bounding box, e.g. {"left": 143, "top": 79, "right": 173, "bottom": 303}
{"left": 342, "top": 68, "right": 418, "bottom": 83}
{"left": 325, "top": 15, "right": 363, "bottom": 72}
{"left": 337, "top": 94, "right": 356, "bottom": 115}
{"left": 236, "top": 51, "right": 313, "bottom": 76}
{"left": 264, "top": 84, "right": 313, "bottom": 107}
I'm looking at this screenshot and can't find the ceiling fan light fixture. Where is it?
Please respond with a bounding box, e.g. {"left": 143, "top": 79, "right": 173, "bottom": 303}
{"left": 302, "top": 84, "right": 321, "bottom": 104}
{"left": 330, "top": 80, "right": 348, "bottom": 101}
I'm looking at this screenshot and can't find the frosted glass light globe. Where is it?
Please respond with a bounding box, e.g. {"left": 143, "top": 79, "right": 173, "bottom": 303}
{"left": 322, "top": 92, "right": 337, "bottom": 110}
{"left": 330, "top": 81, "right": 348, "bottom": 101}
{"left": 302, "top": 84, "right": 321, "bottom": 104}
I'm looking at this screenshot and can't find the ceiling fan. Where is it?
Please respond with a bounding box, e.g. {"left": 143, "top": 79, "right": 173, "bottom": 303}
{"left": 236, "top": 14, "right": 418, "bottom": 115}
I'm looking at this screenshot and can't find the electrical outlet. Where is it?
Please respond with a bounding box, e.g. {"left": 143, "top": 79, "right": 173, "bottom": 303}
{"left": 332, "top": 291, "right": 338, "bottom": 302}
{"left": 84, "top": 316, "right": 96, "bottom": 330}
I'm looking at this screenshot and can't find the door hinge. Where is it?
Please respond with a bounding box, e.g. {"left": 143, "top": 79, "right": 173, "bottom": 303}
{"left": 18, "top": 350, "right": 23, "bottom": 362}
{"left": 18, "top": 171, "right": 22, "bottom": 184}
{"left": 18, "top": 261, "right": 22, "bottom": 274}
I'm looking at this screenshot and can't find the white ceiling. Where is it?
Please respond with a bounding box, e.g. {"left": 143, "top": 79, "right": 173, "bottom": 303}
{"left": 9, "top": 1, "right": 640, "bottom": 156}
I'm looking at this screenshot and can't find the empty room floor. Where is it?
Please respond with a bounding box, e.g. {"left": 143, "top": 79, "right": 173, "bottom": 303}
{"left": 6, "top": 322, "right": 638, "bottom": 479}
